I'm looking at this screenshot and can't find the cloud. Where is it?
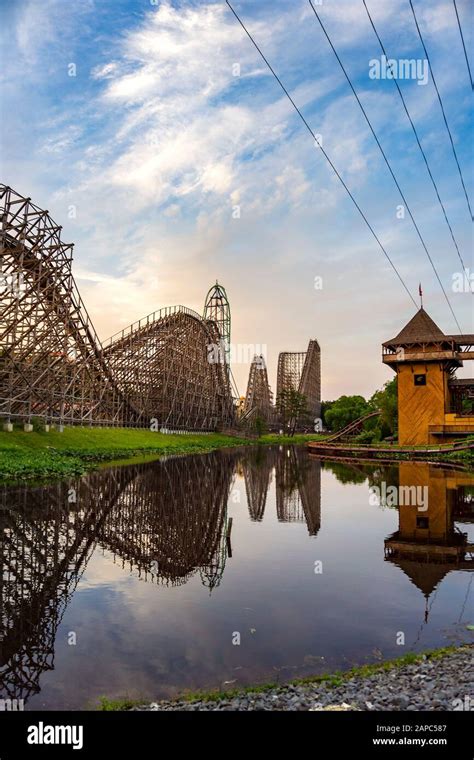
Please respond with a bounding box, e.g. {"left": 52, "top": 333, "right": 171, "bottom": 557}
{"left": 89, "top": 3, "right": 286, "bottom": 211}
{"left": 1, "top": 0, "right": 471, "bottom": 399}
{"left": 15, "top": 0, "right": 62, "bottom": 64}
{"left": 91, "top": 62, "right": 119, "bottom": 81}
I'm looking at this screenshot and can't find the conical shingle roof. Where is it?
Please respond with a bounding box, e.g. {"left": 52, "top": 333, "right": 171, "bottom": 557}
{"left": 390, "top": 558, "right": 451, "bottom": 598}
{"left": 384, "top": 308, "right": 446, "bottom": 347}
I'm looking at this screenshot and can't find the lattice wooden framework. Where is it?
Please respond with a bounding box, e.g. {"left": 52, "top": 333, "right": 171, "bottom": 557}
{"left": 102, "top": 306, "right": 233, "bottom": 430}
{"left": 0, "top": 185, "right": 234, "bottom": 430}
{"left": 0, "top": 185, "right": 128, "bottom": 426}
{"left": 203, "top": 281, "right": 231, "bottom": 369}
{"left": 241, "top": 354, "right": 274, "bottom": 423}
{"left": 276, "top": 339, "right": 321, "bottom": 424}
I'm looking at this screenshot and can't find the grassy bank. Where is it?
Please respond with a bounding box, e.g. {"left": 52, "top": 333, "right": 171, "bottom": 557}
{"left": 1, "top": 425, "right": 471, "bottom": 482}
{"left": 0, "top": 426, "right": 324, "bottom": 481}
{"left": 96, "top": 644, "right": 470, "bottom": 710}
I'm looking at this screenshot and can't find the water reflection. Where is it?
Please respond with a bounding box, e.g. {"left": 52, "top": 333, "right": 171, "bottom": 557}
{"left": 241, "top": 447, "right": 321, "bottom": 534}
{"left": 384, "top": 463, "right": 474, "bottom": 614}
{"left": 240, "top": 447, "right": 272, "bottom": 522}
{"left": 276, "top": 448, "right": 321, "bottom": 535}
{"left": 0, "top": 452, "right": 237, "bottom": 703}
{"left": 0, "top": 448, "right": 472, "bottom": 708}
{"left": 96, "top": 453, "right": 237, "bottom": 589}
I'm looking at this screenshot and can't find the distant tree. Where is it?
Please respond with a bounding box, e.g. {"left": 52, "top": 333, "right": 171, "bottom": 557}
{"left": 276, "top": 389, "right": 309, "bottom": 436}
{"left": 324, "top": 395, "right": 368, "bottom": 432}
{"left": 369, "top": 377, "right": 398, "bottom": 438}
{"left": 323, "top": 461, "right": 368, "bottom": 485}
{"left": 254, "top": 415, "right": 267, "bottom": 438}
{"left": 276, "top": 389, "right": 290, "bottom": 430}
{"left": 322, "top": 379, "right": 398, "bottom": 442}
{"left": 321, "top": 400, "right": 335, "bottom": 428}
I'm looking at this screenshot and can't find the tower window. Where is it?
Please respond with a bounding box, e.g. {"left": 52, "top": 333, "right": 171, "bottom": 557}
{"left": 414, "top": 374, "right": 426, "bottom": 386}
{"left": 416, "top": 516, "right": 429, "bottom": 529}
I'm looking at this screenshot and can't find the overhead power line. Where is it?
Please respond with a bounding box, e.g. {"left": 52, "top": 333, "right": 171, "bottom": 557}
{"left": 225, "top": 1, "right": 418, "bottom": 310}
{"left": 410, "top": 0, "right": 473, "bottom": 221}
{"left": 308, "top": 0, "right": 462, "bottom": 331}
{"left": 363, "top": 0, "right": 472, "bottom": 290}
{"left": 453, "top": 0, "right": 474, "bottom": 91}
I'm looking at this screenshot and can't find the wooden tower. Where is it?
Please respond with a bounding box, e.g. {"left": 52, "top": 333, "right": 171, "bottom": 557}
{"left": 383, "top": 308, "right": 474, "bottom": 445}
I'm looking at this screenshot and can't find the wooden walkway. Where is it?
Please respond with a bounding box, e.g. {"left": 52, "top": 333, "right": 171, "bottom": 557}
{"left": 307, "top": 439, "right": 474, "bottom": 462}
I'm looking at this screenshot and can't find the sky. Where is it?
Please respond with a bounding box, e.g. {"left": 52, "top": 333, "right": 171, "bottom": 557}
{"left": 1, "top": 0, "right": 473, "bottom": 399}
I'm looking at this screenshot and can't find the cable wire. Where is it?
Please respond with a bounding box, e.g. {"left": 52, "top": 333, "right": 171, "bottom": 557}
{"left": 308, "top": 0, "right": 463, "bottom": 332}
{"left": 410, "top": 0, "right": 473, "bottom": 221}
{"left": 453, "top": 0, "right": 474, "bottom": 91}
{"left": 225, "top": 1, "right": 417, "bottom": 309}
{"left": 363, "top": 0, "right": 472, "bottom": 290}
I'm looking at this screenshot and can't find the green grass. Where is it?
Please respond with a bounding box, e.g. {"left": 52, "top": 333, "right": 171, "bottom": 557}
{"left": 1, "top": 424, "right": 471, "bottom": 482}
{"left": 175, "top": 646, "right": 463, "bottom": 704}
{"left": 260, "top": 433, "right": 328, "bottom": 445}
{"left": 0, "top": 427, "right": 244, "bottom": 481}
{"left": 0, "top": 425, "right": 327, "bottom": 482}
{"left": 96, "top": 644, "right": 471, "bottom": 710}
{"left": 96, "top": 696, "right": 146, "bottom": 711}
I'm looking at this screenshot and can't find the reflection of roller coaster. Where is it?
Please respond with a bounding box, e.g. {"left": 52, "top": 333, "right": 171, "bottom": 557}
{"left": 0, "top": 469, "right": 133, "bottom": 703}
{"left": 275, "top": 447, "right": 321, "bottom": 535}
{"left": 0, "top": 452, "right": 236, "bottom": 705}
{"left": 242, "top": 447, "right": 321, "bottom": 535}
{"left": 96, "top": 452, "right": 236, "bottom": 588}
{"left": 242, "top": 448, "right": 275, "bottom": 521}
{"left": 0, "top": 447, "right": 322, "bottom": 705}
{"left": 0, "top": 185, "right": 233, "bottom": 430}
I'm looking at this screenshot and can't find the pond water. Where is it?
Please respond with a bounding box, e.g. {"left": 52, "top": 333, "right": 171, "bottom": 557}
{"left": 0, "top": 446, "right": 473, "bottom": 709}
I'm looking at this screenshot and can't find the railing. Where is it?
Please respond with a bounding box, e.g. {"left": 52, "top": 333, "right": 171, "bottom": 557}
{"left": 102, "top": 304, "right": 203, "bottom": 347}
{"left": 324, "top": 410, "right": 381, "bottom": 442}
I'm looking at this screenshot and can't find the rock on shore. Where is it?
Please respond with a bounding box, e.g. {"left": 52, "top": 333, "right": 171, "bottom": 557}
{"left": 132, "top": 647, "right": 473, "bottom": 711}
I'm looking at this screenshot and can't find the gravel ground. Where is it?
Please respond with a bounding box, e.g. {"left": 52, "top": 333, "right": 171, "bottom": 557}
{"left": 132, "top": 647, "right": 473, "bottom": 711}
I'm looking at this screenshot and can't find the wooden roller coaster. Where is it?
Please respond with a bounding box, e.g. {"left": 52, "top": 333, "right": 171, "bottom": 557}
{"left": 0, "top": 185, "right": 234, "bottom": 430}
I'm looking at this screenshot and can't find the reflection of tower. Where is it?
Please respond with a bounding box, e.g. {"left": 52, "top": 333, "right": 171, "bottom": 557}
{"left": 276, "top": 340, "right": 321, "bottom": 425}
{"left": 242, "top": 448, "right": 276, "bottom": 521}
{"left": 275, "top": 447, "right": 321, "bottom": 536}
{"left": 203, "top": 281, "right": 231, "bottom": 370}
{"left": 384, "top": 463, "right": 474, "bottom": 617}
{"left": 453, "top": 482, "right": 474, "bottom": 523}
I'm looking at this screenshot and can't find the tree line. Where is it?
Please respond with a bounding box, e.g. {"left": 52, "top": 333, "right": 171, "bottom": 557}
{"left": 252, "top": 377, "right": 397, "bottom": 442}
